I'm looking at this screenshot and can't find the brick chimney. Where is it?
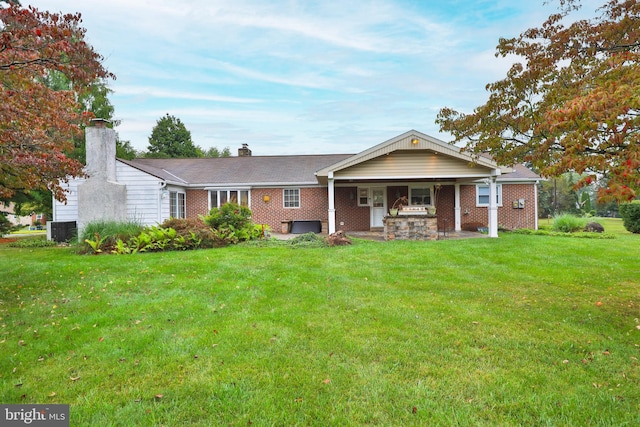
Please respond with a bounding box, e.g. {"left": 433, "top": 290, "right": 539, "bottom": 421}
{"left": 238, "top": 143, "right": 252, "bottom": 157}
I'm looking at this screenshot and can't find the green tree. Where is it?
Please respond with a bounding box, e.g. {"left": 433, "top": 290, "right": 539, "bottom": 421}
{"left": 1, "top": 4, "right": 114, "bottom": 203}
{"left": 538, "top": 173, "right": 582, "bottom": 217}
{"left": 116, "top": 140, "right": 137, "bottom": 160}
{"left": 201, "top": 146, "right": 232, "bottom": 158}
{"left": 146, "top": 114, "right": 198, "bottom": 158}
{"left": 437, "top": 0, "right": 640, "bottom": 203}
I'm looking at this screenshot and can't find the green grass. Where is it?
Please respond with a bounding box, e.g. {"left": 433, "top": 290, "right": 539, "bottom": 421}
{"left": 1, "top": 222, "right": 639, "bottom": 426}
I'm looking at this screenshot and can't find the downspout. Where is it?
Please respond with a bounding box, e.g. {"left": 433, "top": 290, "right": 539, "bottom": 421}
{"left": 158, "top": 181, "right": 167, "bottom": 224}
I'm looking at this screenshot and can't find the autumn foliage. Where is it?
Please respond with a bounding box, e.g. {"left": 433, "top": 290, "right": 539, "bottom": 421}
{"left": 437, "top": 0, "right": 639, "bottom": 202}
{"left": 1, "top": 4, "right": 114, "bottom": 202}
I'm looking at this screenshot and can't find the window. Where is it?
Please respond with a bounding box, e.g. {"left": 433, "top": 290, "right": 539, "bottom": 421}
{"left": 476, "top": 184, "right": 502, "bottom": 207}
{"left": 170, "top": 192, "right": 186, "bottom": 218}
{"left": 209, "top": 189, "right": 250, "bottom": 208}
{"left": 283, "top": 188, "right": 300, "bottom": 208}
{"left": 357, "top": 187, "right": 370, "bottom": 206}
{"left": 410, "top": 187, "right": 432, "bottom": 206}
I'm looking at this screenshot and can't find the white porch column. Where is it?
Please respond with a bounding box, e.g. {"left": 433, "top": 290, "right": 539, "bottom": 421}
{"left": 454, "top": 183, "right": 461, "bottom": 231}
{"left": 328, "top": 173, "right": 336, "bottom": 234}
{"left": 488, "top": 176, "right": 499, "bottom": 238}
{"left": 534, "top": 179, "right": 540, "bottom": 230}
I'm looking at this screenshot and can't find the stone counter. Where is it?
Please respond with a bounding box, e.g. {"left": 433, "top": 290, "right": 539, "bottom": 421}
{"left": 383, "top": 214, "right": 438, "bottom": 241}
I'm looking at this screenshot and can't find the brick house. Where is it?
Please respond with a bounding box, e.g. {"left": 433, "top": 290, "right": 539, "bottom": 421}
{"left": 53, "top": 127, "right": 540, "bottom": 239}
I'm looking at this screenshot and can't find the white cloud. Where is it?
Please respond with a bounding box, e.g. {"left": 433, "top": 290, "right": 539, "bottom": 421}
{"left": 26, "top": 0, "right": 572, "bottom": 154}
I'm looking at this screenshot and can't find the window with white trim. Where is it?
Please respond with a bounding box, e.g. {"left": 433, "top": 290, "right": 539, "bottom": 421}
{"left": 476, "top": 184, "right": 502, "bottom": 207}
{"left": 283, "top": 188, "right": 300, "bottom": 208}
{"left": 169, "top": 191, "right": 186, "bottom": 218}
{"left": 357, "top": 187, "right": 370, "bottom": 206}
{"left": 209, "top": 189, "right": 250, "bottom": 208}
{"left": 409, "top": 186, "right": 432, "bottom": 206}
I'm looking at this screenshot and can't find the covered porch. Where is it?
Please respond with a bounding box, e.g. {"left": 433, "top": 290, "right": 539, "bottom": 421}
{"left": 316, "top": 131, "right": 502, "bottom": 240}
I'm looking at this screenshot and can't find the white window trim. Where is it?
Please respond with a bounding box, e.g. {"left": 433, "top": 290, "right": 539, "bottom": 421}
{"left": 283, "top": 188, "right": 300, "bottom": 209}
{"left": 169, "top": 191, "right": 186, "bottom": 218}
{"left": 357, "top": 187, "right": 370, "bottom": 207}
{"left": 209, "top": 189, "right": 251, "bottom": 209}
{"left": 476, "top": 184, "right": 502, "bottom": 207}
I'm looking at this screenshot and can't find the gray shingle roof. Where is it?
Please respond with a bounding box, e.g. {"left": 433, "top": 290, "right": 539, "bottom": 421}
{"left": 498, "top": 164, "right": 540, "bottom": 181}
{"left": 119, "top": 154, "right": 353, "bottom": 186}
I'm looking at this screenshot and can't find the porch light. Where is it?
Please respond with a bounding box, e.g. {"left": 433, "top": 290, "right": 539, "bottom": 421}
{"left": 263, "top": 195, "right": 270, "bottom": 203}
{"left": 411, "top": 138, "right": 419, "bottom": 145}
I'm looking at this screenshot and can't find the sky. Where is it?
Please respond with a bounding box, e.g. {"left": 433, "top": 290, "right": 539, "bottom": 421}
{"left": 23, "top": 0, "right": 602, "bottom": 156}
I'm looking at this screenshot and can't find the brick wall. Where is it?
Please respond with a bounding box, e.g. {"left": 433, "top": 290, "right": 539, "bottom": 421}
{"left": 459, "top": 183, "right": 537, "bottom": 230}
{"left": 335, "top": 187, "right": 370, "bottom": 231}
{"left": 499, "top": 183, "right": 537, "bottom": 230}
{"left": 249, "top": 187, "right": 329, "bottom": 232}
{"left": 184, "top": 183, "right": 537, "bottom": 233}
{"left": 186, "top": 189, "right": 209, "bottom": 218}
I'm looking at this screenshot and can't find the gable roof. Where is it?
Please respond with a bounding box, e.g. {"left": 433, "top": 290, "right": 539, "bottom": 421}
{"left": 119, "top": 154, "right": 352, "bottom": 187}
{"left": 316, "top": 130, "right": 499, "bottom": 178}
{"left": 117, "top": 130, "right": 539, "bottom": 188}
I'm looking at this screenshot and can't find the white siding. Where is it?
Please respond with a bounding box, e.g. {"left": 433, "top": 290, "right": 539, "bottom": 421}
{"left": 54, "top": 162, "right": 172, "bottom": 227}
{"left": 116, "top": 162, "right": 165, "bottom": 226}
{"left": 53, "top": 178, "right": 83, "bottom": 222}
{"left": 335, "top": 152, "right": 493, "bottom": 179}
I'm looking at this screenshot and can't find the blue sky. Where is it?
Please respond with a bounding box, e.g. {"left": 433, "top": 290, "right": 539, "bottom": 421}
{"left": 25, "top": 0, "right": 600, "bottom": 155}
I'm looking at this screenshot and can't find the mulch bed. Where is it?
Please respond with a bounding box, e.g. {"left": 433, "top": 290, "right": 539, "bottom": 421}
{"left": 0, "top": 237, "right": 18, "bottom": 244}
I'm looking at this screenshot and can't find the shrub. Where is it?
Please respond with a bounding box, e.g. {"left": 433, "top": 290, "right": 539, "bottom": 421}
{"left": 80, "top": 220, "right": 144, "bottom": 254}
{"left": 8, "top": 237, "right": 57, "bottom": 248}
{"left": 161, "top": 217, "right": 221, "bottom": 249}
{"left": 0, "top": 213, "right": 17, "bottom": 235}
{"left": 619, "top": 200, "right": 640, "bottom": 234}
{"left": 202, "top": 203, "right": 263, "bottom": 244}
{"left": 203, "top": 203, "right": 252, "bottom": 230}
{"left": 552, "top": 213, "right": 587, "bottom": 233}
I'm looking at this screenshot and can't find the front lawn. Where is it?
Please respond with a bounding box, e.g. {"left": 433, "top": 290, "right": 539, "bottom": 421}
{"left": 1, "top": 229, "right": 638, "bottom": 425}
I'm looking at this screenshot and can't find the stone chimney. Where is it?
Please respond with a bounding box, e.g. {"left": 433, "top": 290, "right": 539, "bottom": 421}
{"left": 77, "top": 118, "right": 127, "bottom": 238}
{"left": 238, "top": 143, "right": 252, "bottom": 157}
{"left": 85, "top": 118, "right": 117, "bottom": 181}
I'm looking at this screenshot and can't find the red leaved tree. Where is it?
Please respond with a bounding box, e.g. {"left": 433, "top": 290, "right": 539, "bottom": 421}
{"left": 437, "top": 0, "right": 639, "bottom": 203}
{"left": 1, "top": 4, "right": 114, "bottom": 202}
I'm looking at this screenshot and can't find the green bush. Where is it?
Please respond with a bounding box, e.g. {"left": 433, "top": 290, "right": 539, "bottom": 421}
{"left": 619, "top": 200, "right": 640, "bottom": 234}
{"left": 80, "top": 220, "right": 144, "bottom": 254}
{"left": 202, "top": 203, "right": 262, "bottom": 244}
{"left": 8, "top": 237, "right": 57, "bottom": 248}
{"left": 161, "top": 217, "right": 221, "bottom": 249}
{"left": 0, "top": 213, "right": 17, "bottom": 235}
{"left": 552, "top": 213, "right": 587, "bottom": 233}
